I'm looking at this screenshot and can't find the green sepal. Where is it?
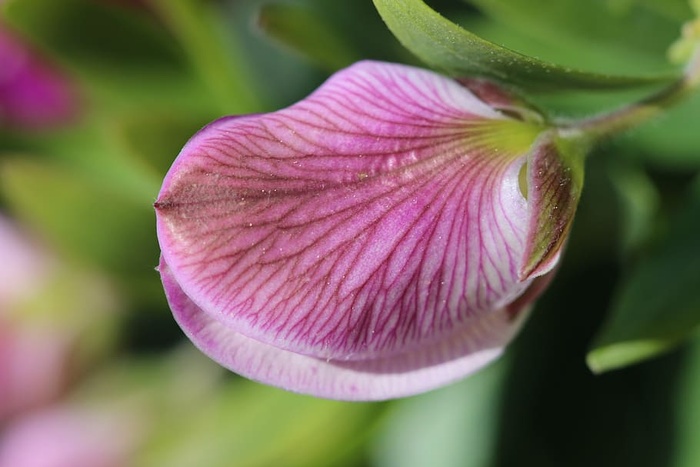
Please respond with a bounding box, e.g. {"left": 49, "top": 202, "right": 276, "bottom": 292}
{"left": 520, "top": 132, "right": 586, "bottom": 278}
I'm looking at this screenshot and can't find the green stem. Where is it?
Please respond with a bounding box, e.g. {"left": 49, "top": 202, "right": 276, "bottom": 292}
{"left": 560, "top": 45, "right": 700, "bottom": 144}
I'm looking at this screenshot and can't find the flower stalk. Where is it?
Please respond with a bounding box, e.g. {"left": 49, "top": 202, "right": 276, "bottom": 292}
{"left": 561, "top": 42, "right": 700, "bottom": 145}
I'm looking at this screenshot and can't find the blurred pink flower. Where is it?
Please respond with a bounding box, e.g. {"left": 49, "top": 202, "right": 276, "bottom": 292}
{"left": 0, "top": 25, "right": 79, "bottom": 130}
{"left": 0, "top": 217, "right": 68, "bottom": 420}
{"left": 0, "top": 216, "right": 119, "bottom": 420}
{"left": 0, "top": 406, "right": 139, "bottom": 467}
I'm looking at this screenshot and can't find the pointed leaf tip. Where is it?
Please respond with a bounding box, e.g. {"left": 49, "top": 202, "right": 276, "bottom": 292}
{"left": 588, "top": 184, "right": 700, "bottom": 372}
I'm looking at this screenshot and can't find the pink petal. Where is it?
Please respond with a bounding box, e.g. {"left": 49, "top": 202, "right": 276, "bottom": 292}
{"left": 160, "top": 257, "right": 532, "bottom": 400}
{"left": 0, "top": 407, "right": 139, "bottom": 467}
{"left": 155, "top": 61, "right": 580, "bottom": 399}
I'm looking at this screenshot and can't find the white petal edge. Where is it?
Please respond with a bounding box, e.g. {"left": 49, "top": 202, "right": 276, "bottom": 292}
{"left": 160, "top": 257, "right": 530, "bottom": 401}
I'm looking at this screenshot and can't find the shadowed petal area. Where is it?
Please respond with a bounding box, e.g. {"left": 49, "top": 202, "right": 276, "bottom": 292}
{"left": 161, "top": 258, "right": 531, "bottom": 400}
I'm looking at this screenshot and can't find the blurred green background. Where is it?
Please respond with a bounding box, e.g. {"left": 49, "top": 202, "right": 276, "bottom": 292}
{"left": 1, "top": 0, "right": 699, "bottom": 466}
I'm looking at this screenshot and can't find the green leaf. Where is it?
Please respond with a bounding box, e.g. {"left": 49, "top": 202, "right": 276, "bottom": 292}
{"left": 674, "top": 339, "right": 700, "bottom": 467}
{"left": 139, "top": 380, "right": 379, "bottom": 467}
{"left": 456, "top": 3, "right": 679, "bottom": 83}
{"left": 464, "top": 0, "right": 687, "bottom": 69}
{"left": 626, "top": 90, "right": 700, "bottom": 170}
{"left": 372, "top": 0, "right": 677, "bottom": 91}
{"left": 257, "top": 3, "right": 360, "bottom": 71}
{"left": 148, "top": 0, "right": 263, "bottom": 114}
{"left": 104, "top": 111, "right": 207, "bottom": 177}
{"left": 0, "top": 158, "right": 156, "bottom": 276}
{"left": 607, "top": 159, "right": 660, "bottom": 257}
{"left": 1, "top": 112, "right": 165, "bottom": 208}
{"left": 693, "top": 0, "right": 700, "bottom": 16}
{"left": 372, "top": 358, "right": 508, "bottom": 467}
{"left": 587, "top": 180, "right": 700, "bottom": 373}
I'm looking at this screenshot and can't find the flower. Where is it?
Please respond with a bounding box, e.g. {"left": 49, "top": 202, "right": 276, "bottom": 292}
{"left": 0, "top": 215, "right": 119, "bottom": 418}
{"left": 0, "top": 216, "right": 68, "bottom": 419}
{"left": 0, "top": 406, "right": 140, "bottom": 467}
{"left": 0, "top": 25, "right": 79, "bottom": 130}
{"left": 155, "top": 61, "right": 584, "bottom": 400}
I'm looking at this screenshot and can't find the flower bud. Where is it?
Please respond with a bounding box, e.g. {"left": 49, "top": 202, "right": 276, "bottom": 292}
{"left": 155, "top": 61, "right": 584, "bottom": 400}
